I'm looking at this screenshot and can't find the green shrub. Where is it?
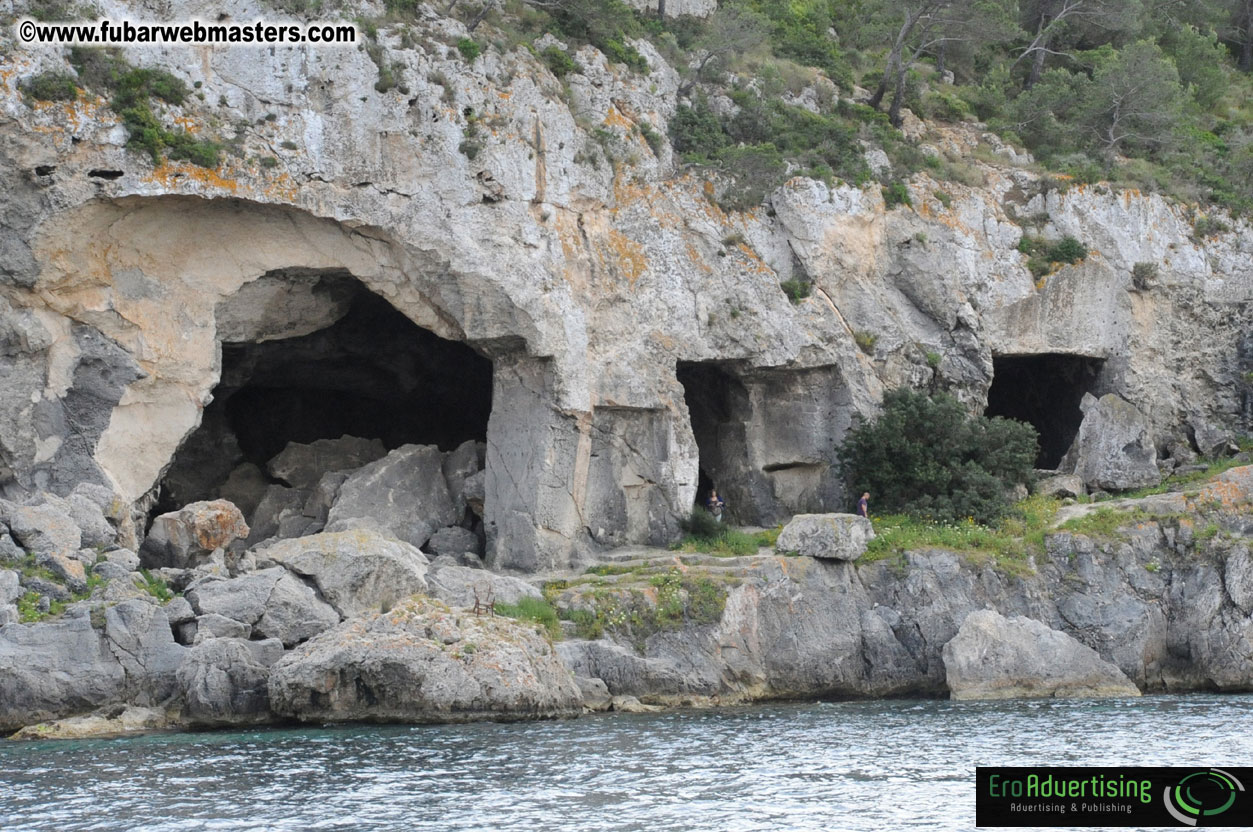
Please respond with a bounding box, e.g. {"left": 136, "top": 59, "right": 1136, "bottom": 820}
{"left": 780, "top": 279, "right": 811, "bottom": 303}
{"left": 837, "top": 388, "right": 1038, "bottom": 524}
{"left": 882, "top": 181, "right": 911, "bottom": 208}
{"left": 669, "top": 96, "right": 728, "bottom": 161}
{"left": 1193, "top": 215, "right": 1229, "bottom": 239}
{"left": 680, "top": 507, "right": 723, "bottom": 541}
{"left": 933, "top": 190, "right": 952, "bottom": 208}
{"left": 541, "top": 46, "right": 576, "bottom": 77}
{"left": 66, "top": 48, "right": 218, "bottom": 168}
{"left": 21, "top": 72, "right": 79, "bottom": 102}
{"left": 1047, "top": 236, "right": 1087, "bottom": 264}
{"left": 853, "top": 330, "right": 877, "bottom": 354}
{"left": 456, "top": 38, "right": 481, "bottom": 62}
{"left": 1131, "top": 261, "right": 1158, "bottom": 290}
{"left": 637, "top": 122, "right": 664, "bottom": 155}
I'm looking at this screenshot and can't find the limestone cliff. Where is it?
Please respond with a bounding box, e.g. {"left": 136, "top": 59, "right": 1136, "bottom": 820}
{"left": 1, "top": 0, "right": 1251, "bottom": 574}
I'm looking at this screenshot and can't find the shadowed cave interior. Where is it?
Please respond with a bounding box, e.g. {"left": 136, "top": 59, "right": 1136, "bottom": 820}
{"left": 677, "top": 360, "right": 752, "bottom": 522}
{"left": 985, "top": 353, "right": 1105, "bottom": 469}
{"left": 155, "top": 276, "right": 493, "bottom": 515}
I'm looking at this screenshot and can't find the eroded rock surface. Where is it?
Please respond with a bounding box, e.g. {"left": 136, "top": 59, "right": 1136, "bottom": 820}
{"left": 269, "top": 598, "right": 581, "bottom": 723}
{"left": 941, "top": 610, "right": 1140, "bottom": 700}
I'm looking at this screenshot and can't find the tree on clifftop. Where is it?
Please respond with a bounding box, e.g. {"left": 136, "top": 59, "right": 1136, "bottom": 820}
{"left": 837, "top": 389, "right": 1038, "bottom": 524}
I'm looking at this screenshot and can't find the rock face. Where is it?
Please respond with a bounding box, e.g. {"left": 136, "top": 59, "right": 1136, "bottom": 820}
{"left": 0, "top": 615, "right": 125, "bottom": 733}
{"left": 140, "top": 501, "right": 250, "bottom": 569}
{"left": 1072, "top": 394, "right": 1161, "bottom": 491}
{"left": 177, "top": 637, "right": 285, "bottom": 727}
{"left": 257, "top": 530, "right": 429, "bottom": 618}
{"left": 554, "top": 468, "right": 1253, "bottom": 704}
{"left": 426, "top": 564, "right": 541, "bottom": 609}
{"left": 269, "top": 598, "right": 582, "bottom": 723}
{"left": 776, "top": 514, "right": 875, "bottom": 560}
{"left": 941, "top": 610, "right": 1141, "bottom": 700}
{"left": 0, "top": 1, "right": 1246, "bottom": 574}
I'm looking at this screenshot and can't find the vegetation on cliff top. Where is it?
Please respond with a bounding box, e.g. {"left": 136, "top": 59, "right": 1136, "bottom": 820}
{"left": 428, "top": 0, "right": 1253, "bottom": 216}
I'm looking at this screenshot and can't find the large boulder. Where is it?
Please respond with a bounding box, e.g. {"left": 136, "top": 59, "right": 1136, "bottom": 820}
{"left": 442, "top": 439, "right": 484, "bottom": 518}
{"left": 426, "top": 564, "right": 541, "bottom": 610}
{"left": 0, "top": 615, "right": 126, "bottom": 732}
{"left": 140, "top": 500, "right": 250, "bottom": 569}
{"left": 257, "top": 530, "right": 429, "bottom": 618}
{"left": 775, "top": 513, "right": 874, "bottom": 560}
{"left": 2, "top": 499, "right": 86, "bottom": 588}
{"left": 1, "top": 499, "right": 81, "bottom": 560}
{"left": 244, "top": 485, "right": 310, "bottom": 545}
{"left": 325, "top": 444, "right": 458, "bottom": 549}
{"left": 1034, "top": 473, "right": 1085, "bottom": 499}
{"left": 268, "top": 598, "right": 581, "bottom": 723}
{"left": 102, "top": 599, "right": 187, "bottom": 703}
{"left": 426, "top": 525, "right": 482, "bottom": 557}
{"left": 185, "top": 567, "right": 339, "bottom": 646}
{"left": 1072, "top": 394, "right": 1160, "bottom": 491}
{"left": 266, "top": 435, "right": 387, "bottom": 490}
{"left": 942, "top": 609, "right": 1141, "bottom": 700}
{"left": 177, "top": 637, "right": 285, "bottom": 726}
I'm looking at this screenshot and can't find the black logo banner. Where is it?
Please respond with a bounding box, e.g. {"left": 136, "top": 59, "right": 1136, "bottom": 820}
{"left": 976, "top": 766, "right": 1253, "bottom": 827}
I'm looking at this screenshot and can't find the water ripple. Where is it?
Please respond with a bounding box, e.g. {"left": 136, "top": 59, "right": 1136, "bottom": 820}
{"left": 1, "top": 695, "right": 1251, "bottom": 831}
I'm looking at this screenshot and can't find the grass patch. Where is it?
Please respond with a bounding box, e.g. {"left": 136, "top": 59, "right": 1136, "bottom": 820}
{"left": 672, "top": 512, "right": 779, "bottom": 557}
{"left": 1115, "top": 453, "right": 1252, "bottom": 500}
{"left": 494, "top": 596, "right": 561, "bottom": 640}
{"left": 557, "top": 568, "right": 728, "bottom": 646}
{"left": 860, "top": 493, "right": 1063, "bottom": 577}
{"left": 137, "top": 569, "right": 173, "bottom": 603}
{"left": 1057, "top": 508, "right": 1169, "bottom": 538}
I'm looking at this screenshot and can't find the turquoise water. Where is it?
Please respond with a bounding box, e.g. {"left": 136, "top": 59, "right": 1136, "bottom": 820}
{"left": 1, "top": 695, "right": 1250, "bottom": 831}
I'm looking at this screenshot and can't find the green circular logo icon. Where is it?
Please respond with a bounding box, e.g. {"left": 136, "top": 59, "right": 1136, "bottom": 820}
{"left": 1163, "top": 769, "right": 1245, "bottom": 826}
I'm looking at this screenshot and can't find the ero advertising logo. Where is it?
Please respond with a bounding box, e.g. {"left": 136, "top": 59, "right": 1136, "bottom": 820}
{"left": 975, "top": 766, "right": 1252, "bottom": 827}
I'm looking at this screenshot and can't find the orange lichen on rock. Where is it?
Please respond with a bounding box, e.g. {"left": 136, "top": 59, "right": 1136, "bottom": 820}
{"left": 145, "top": 160, "right": 240, "bottom": 193}
{"left": 599, "top": 229, "right": 648, "bottom": 284}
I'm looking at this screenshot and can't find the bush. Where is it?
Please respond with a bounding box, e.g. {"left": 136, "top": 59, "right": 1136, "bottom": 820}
{"left": 837, "top": 388, "right": 1038, "bottom": 524}
{"left": 456, "top": 38, "right": 481, "bottom": 62}
{"left": 540, "top": 46, "right": 576, "bottom": 77}
{"left": 854, "top": 330, "right": 877, "bottom": 354}
{"left": 1131, "top": 261, "right": 1158, "bottom": 290}
{"left": 21, "top": 72, "right": 78, "bottom": 102}
{"left": 680, "top": 507, "right": 723, "bottom": 541}
{"left": 669, "top": 96, "right": 728, "bottom": 160}
{"left": 780, "top": 279, "right": 811, "bottom": 303}
{"left": 1047, "top": 236, "right": 1087, "bottom": 264}
{"left": 882, "top": 181, "right": 911, "bottom": 208}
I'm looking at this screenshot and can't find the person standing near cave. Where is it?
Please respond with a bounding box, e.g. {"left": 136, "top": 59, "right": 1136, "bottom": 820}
{"left": 857, "top": 492, "right": 870, "bottom": 518}
{"left": 706, "top": 488, "right": 726, "bottom": 522}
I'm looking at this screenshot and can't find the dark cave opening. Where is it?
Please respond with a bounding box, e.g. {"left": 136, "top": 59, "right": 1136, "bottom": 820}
{"left": 677, "top": 361, "right": 752, "bottom": 522}
{"left": 985, "top": 353, "right": 1104, "bottom": 469}
{"left": 156, "top": 276, "right": 493, "bottom": 515}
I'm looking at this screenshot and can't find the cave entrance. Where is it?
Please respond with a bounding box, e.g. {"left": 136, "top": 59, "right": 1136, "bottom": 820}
{"left": 677, "top": 360, "right": 757, "bottom": 524}
{"left": 985, "top": 353, "right": 1104, "bottom": 469}
{"left": 156, "top": 271, "right": 493, "bottom": 520}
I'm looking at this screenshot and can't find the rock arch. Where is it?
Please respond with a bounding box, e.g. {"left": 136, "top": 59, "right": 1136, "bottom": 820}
{"left": 7, "top": 195, "right": 589, "bottom": 568}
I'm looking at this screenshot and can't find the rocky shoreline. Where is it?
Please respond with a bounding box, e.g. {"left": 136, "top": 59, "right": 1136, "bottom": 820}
{"left": 2, "top": 444, "right": 1249, "bottom": 741}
